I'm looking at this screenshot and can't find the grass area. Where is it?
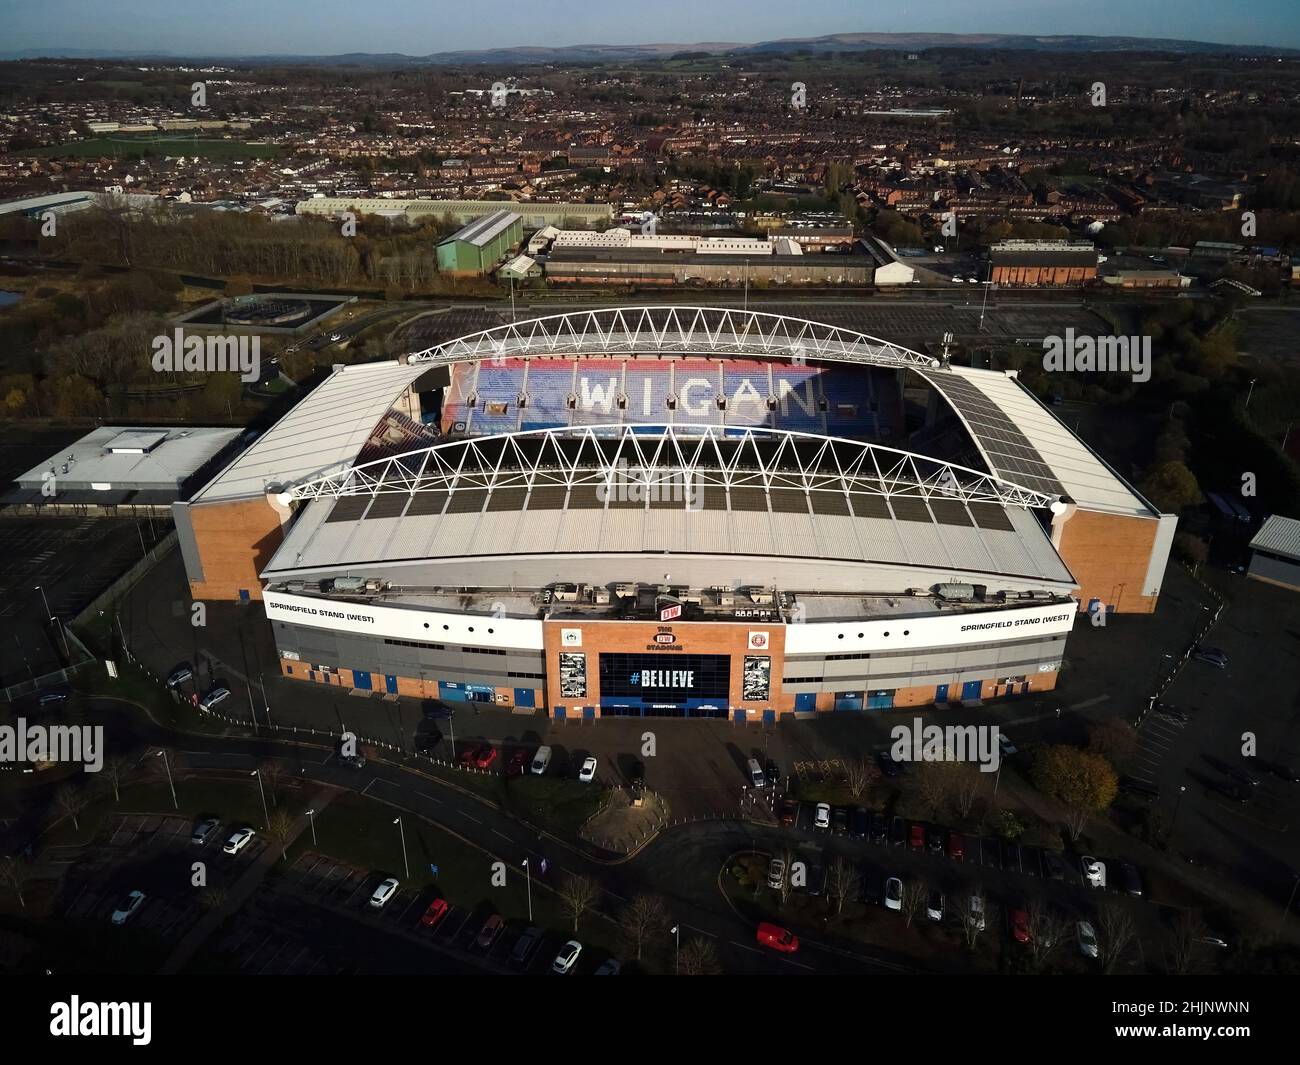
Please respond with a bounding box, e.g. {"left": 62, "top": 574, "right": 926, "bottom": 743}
{"left": 448, "top": 772, "right": 609, "bottom": 835}
{"left": 13, "top": 137, "right": 283, "bottom": 160}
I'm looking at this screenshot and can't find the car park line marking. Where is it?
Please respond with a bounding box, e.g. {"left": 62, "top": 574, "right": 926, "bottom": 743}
{"left": 460, "top": 812, "right": 482, "bottom": 825}
{"left": 1068, "top": 695, "right": 1109, "bottom": 710}
{"left": 492, "top": 829, "right": 511, "bottom": 842}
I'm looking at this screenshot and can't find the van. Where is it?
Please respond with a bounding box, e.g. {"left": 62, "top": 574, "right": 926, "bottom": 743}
{"left": 531, "top": 745, "right": 552, "bottom": 775}
{"left": 747, "top": 757, "right": 766, "bottom": 788}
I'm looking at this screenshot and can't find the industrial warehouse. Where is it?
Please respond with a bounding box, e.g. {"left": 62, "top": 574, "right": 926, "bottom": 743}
{"left": 172, "top": 306, "right": 1176, "bottom": 721}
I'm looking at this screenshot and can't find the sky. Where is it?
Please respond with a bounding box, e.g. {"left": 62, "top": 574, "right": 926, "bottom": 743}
{"left": 1, "top": 0, "right": 1296, "bottom": 55}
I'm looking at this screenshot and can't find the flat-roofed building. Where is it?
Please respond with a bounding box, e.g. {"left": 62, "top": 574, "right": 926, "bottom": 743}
{"left": 990, "top": 240, "right": 1098, "bottom": 287}
{"left": 1248, "top": 515, "right": 1300, "bottom": 593}
{"left": 436, "top": 210, "right": 523, "bottom": 275}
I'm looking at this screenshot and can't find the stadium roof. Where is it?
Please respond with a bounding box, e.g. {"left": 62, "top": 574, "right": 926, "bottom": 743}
{"left": 191, "top": 360, "right": 427, "bottom": 502}
{"left": 915, "top": 366, "right": 1155, "bottom": 517}
{"left": 1251, "top": 515, "right": 1300, "bottom": 562}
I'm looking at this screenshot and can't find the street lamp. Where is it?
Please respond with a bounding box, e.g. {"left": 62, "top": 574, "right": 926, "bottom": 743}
{"left": 1279, "top": 872, "right": 1300, "bottom": 938}
{"left": 670, "top": 924, "right": 680, "bottom": 974}
{"left": 978, "top": 259, "right": 993, "bottom": 332}
{"left": 1170, "top": 784, "right": 1187, "bottom": 851}
{"left": 251, "top": 769, "right": 269, "bottom": 826}
{"left": 393, "top": 817, "right": 410, "bottom": 880}
{"left": 305, "top": 807, "right": 317, "bottom": 847}
{"left": 35, "top": 585, "right": 70, "bottom": 658}
{"left": 155, "top": 750, "right": 177, "bottom": 810}
{"left": 522, "top": 858, "right": 532, "bottom": 922}
{"left": 1245, "top": 378, "right": 1258, "bottom": 410}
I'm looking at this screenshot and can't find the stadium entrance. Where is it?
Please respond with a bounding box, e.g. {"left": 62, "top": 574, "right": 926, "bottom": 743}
{"left": 598, "top": 652, "right": 731, "bottom": 717}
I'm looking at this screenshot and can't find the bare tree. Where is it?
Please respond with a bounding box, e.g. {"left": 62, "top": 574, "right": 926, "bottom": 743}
{"left": 266, "top": 809, "right": 294, "bottom": 861}
{"left": 1063, "top": 803, "right": 1090, "bottom": 842}
{"left": 827, "top": 857, "right": 861, "bottom": 916}
{"left": 913, "top": 763, "right": 952, "bottom": 819}
{"left": 200, "top": 886, "right": 229, "bottom": 912}
{"left": 954, "top": 889, "right": 987, "bottom": 949}
{"left": 0, "top": 855, "right": 31, "bottom": 909}
{"left": 1098, "top": 901, "right": 1138, "bottom": 974}
{"left": 901, "top": 880, "right": 927, "bottom": 928}
{"left": 776, "top": 848, "right": 796, "bottom": 908}
{"left": 678, "top": 937, "right": 722, "bottom": 975}
{"left": 619, "top": 894, "right": 668, "bottom": 961}
{"left": 558, "top": 873, "right": 601, "bottom": 933}
{"left": 844, "top": 758, "right": 879, "bottom": 799}
{"left": 952, "top": 764, "right": 984, "bottom": 818}
{"left": 259, "top": 761, "right": 285, "bottom": 809}
{"left": 1026, "top": 899, "right": 1069, "bottom": 967}
{"left": 1168, "top": 911, "right": 1208, "bottom": 975}
{"left": 55, "top": 783, "right": 87, "bottom": 832}
{"left": 103, "top": 755, "right": 131, "bottom": 802}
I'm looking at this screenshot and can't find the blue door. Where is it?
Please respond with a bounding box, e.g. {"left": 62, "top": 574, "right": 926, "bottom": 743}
{"left": 935, "top": 683, "right": 949, "bottom": 703}
{"left": 555, "top": 705, "right": 566, "bottom": 720}
{"left": 438, "top": 681, "right": 466, "bottom": 702}
{"left": 239, "top": 589, "right": 250, "bottom": 602}
{"left": 514, "top": 687, "right": 535, "bottom": 708}
{"left": 961, "top": 679, "right": 983, "bottom": 702}
{"left": 583, "top": 706, "right": 596, "bottom": 721}
{"left": 794, "top": 692, "right": 817, "bottom": 712}
{"left": 867, "top": 690, "right": 894, "bottom": 710}
{"left": 762, "top": 709, "right": 776, "bottom": 725}
{"left": 353, "top": 670, "right": 373, "bottom": 691}
{"left": 834, "top": 692, "right": 863, "bottom": 712}
{"left": 733, "top": 709, "right": 746, "bottom": 723}
{"left": 385, "top": 674, "right": 398, "bottom": 694}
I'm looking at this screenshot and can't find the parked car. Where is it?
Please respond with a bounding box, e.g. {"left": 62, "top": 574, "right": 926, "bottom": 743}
{"left": 981, "top": 838, "right": 1002, "bottom": 870}
{"left": 1042, "top": 851, "right": 1066, "bottom": 881}
{"left": 165, "top": 666, "right": 193, "bottom": 690}
{"left": 1192, "top": 646, "right": 1228, "bottom": 669}
{"left": 926, "top": 826, "right": 945, "bottom": 855}
{"left": 369, "top": 877, "right": 399, "bottom": 909}
{"left": 831, "top": 807, "right": 850, "bottom": 836}
{"left": 457, "top": 745, "right": 481, "bottom": 767}
{"left": 199, "top": 686, "right": 231, "bottom": 712}
{"left": 530, "top": 746, "right": 552, "bottom": 775}
{"left": 1010, "top": 907, "right": 1031, "bottom": 944}
{"left": 510, "top": 926, "right": 543, "bottom": 966}
{"left": 340, "top": 754, "right": 366, "bottom": 769}
{"left": 1077, "top": 920, "right": 1099, "bottom": 958}
{"left": 1227, "top": 763, "right": 1260, "bottom": 788}
{"left": 802, "top": 863, "right": 827, "bottom": 897}
{"left": 38, "top": 688, "right": 70, "bottom": 707}
{"left": 764, "top": 760, "right": 781, "bottom": 787}
{"left": 884, "top": 877, "right": 903, "bottom": 911}
{"left": 222, "top": 827, "right": 255, "bottom": 855}
{"left": 578, "top": 756, "right": 598, "bottom": 783}
{"left": 414, "top": 731, "right": 443, "bottom": 755}
{"left": 998, "top": 733, "right": 1017, "bottom": 757}
{"left": 1155, "top": 703, "right": 1189, "bottom": 724}
{"left": 926, "top": 890, "right": 945, "bottom": 922}
{"left": 420, "top": 898, "right": 450, "bottom": 929}
{"left": 947, "top": 831, "right": 965, "bottom": 862}
{"left": 593, "top": 959, "right": 622, "bottom": 976}
{"left": 966, "top": 894, "right": 986, "bottom": 932}
{"left": 756, "top": 922, "right": 799, "bottom": 953}
{"left": 909, "top": 823, "right": 926, "bottom": 851}
{"left": 889, "top": 816, "right": 906, "bottom": 847}
{"left": 849, "top": 807, "right": 869, "bottom": 839}
{"left": 190, "top": 817, "right": 220, "bottom": 845}
{"left": 551, "top": 940, "right": 582, "bottom": 974}
{"left": 870, "top": 813, "right": 887, "bottom": 844}
{"left": 813, "top": 803, "right": 831, "bottom": 831}
{"left": 1081, "top": 856, "right": 1107, "bottom": 889}
{"left": 767, "top": 857, "right": 787, "bottom": 890}
{"left": 746, "top": 758, "right": 766, "bottom": 789}
{"left": 877, "top": 751, "right": 903, "bottom": 778}
{"left": 859, "top": 874, "right": 883, "bottom": 906}
{"left": 1115, "top": 860, "right": 1144, "bottom": 898}
{"left": 778, "top": 799, "right": 798, "bottom": 826}
{"left": 473, "top": 747, "right": 498, "bottom": 771}
{"left": 475, "top": 913, "right": 505, "bottom": 949}
{"left": 1213, "top": 779, "right": 1253, "bottom": 804}
{"left": 1002, "top": 840, "right": 1021, "bottom": 874}
{"left": 111, "top": 890, "right": 146, "bottom": 926}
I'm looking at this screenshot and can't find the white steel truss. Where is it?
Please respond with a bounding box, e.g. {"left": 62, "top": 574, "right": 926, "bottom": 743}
{"left": 407, "top": 306, "right": 941, "bottom": 370}
{"left": 284, "top": 424, "right": 1060, "bottom": 511}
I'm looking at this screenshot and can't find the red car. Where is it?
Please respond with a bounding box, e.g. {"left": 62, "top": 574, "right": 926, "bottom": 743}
{"left": 474, "top": 746, "right": 498, "bottom": 770}
{"left": 756, "top": 921, "right": 799, "bottom": 953}
{"left": 457, "top": 744, "right": 481, "bottom": 767}
{"left": 420, "top": 898, "right": 449, "bottom": 929}
{"left": 947, "top": 831, "right": 965, "bottom": 862}
{"left": 505, "top": 749, "right": 529, "bottom": 776}
{"left": 476, "top": 913, "right": 505, "bottom": 950}
{"left": 1010, "top": 907, "right": 1030, "bottom": 944}
{"left": 778, "top": 800, "right": 797, "bottom": 826}
{"left": 909, "top": 823, "right": 926, "bottom": 851}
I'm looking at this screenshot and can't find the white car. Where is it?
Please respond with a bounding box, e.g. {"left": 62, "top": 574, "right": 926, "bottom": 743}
{"left": 578, "top": 756, "right": 598, "bottom": 783}
{"left": 1077, "top": 919, "right": 1099, "bottom": 958}
{"left": 223, "top": 827, "right": 255, "bottom": 855}
{"left": 814, "top": 802, "right": 831, "bottom": 830}
{"left": 1081, "top": 856, "right": 1107, "bottom": 889}
{"left": 199, "top": 687, "right": 231, "bottom": 712}
{"left": 111, "top": 890, "right": 145, "bottom": 926}
{"left": 369, "top": 877, "right": 399, "bottom": 909}
{"left": 998, "top": 733, "right": 1017, "bottom": 756}
{"left": 767, "top": 857, "right": 787, "bottom": 890}
{"left": 884, "top": 877, "right": 903, "bottom": 911}
{"left": 329, "top": 332, "right": 342, "bottom": 342}
{"left": 967, "top": 894, "right": 986, "bottom": 932}
{"left": 552, "top": 939, "right": 582, "bottom": 974}
{"left": 926, "top": 890, "right": 945, "bottom": 922}
{"left": 950, "top": 275, "right": 964, "bottom": 283}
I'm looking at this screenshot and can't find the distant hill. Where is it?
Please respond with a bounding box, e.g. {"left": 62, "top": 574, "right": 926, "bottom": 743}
{"left": 3, "top": 31, "right": 1296, "bottom": 64}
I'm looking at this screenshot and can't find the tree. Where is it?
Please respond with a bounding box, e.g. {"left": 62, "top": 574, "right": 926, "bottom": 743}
{"left": 0, "top": 856, "right": 32, "bottom": 909}
{"left": 901, "top": 880, "right": 927, "bottom": 928}
{"left": 49, "top": 374, "right": 103, "bottom": 419}
{"left": 677, "top": 937, "right": 722, "bottom": 975}
{"left": 558, "top": 873, "right": 600, "bottom": 933}
{"left": 1028, "top": 745, "right": 1119, "bottom": 841}
{"left": 1026, "top": 899, "right": 1069, "bottom": 968}
{"left": 200, "top": 886, "right": 229, "bottom": 912}
{"left": 827, "top": 857, "right": 861, "bottom": 916}
{"left": 1087, "top": 720, "right": 1137, "bottom": 768}
{"left": 104, "top": 754, "right": 131, "bottom": 802}
{"left": 1140, "top": 461, "right": 1201, "bottom": 512}
{"left": 844, "top": 757, "right": 880, "bottom": 799}
{"left": 618, "top": 894, "right": 668, "bottom": 961}
{"left": 1168, "top": 911, "right": 1209, "bottom": 975}
{"left": 913, "top": 761, "right": 955, "bottom": 818}
{"left": 259, "top": 760, "right": 284, "bottom": 809}
{"left": 55, "top": 782, "right": 87, "bottom": 831}
{"left": 776, "top": 848, "right": 796, "bottom": 908}
{"left": 954, "top": 889, "right": 987, "bottom": 949}
{"left": 266, "top": 809, "right": 294, "bottom": 861}
{"left": 951, "top": 763, "right": 984, "bottom": 818}
{"left": 1098, "top": 901, "right": 1137, "bottom": 974}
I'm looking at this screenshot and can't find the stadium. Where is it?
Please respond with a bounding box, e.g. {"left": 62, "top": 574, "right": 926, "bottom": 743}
{"left": 173, "top": 306, "right": 1176, "bottom": 721}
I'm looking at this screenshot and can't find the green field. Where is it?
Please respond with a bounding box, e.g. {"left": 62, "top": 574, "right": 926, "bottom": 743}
{"left": 15, "top": 137, "right": 283, "bottom": 161}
